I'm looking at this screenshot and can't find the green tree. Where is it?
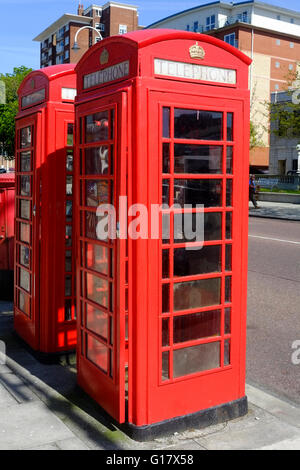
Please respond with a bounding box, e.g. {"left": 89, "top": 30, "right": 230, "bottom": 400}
{"left": 0, "top": 66, "right": 33, "bottom": 159}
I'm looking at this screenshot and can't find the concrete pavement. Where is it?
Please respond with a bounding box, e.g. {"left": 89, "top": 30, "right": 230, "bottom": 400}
{"left": 249, "top": 200, "right": 300, "bottom": 221}
{"left": 1, "top": 301, "right": 300, "bottom": 450}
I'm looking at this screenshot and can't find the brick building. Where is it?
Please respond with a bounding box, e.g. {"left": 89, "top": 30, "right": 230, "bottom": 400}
{"left": 33, "top": 2, "right": 139, "bottom": 68}
{"left": 147, "top": 1, "right": 300, "bottom": 172}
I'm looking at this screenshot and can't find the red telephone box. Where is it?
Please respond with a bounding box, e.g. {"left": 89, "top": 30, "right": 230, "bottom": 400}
{"left": 14, "top": 65, "right": 77, "bottom": 354}
{"left": 75, "top": 30, "right": 251, "bottom": 438}
{"left": 0, "top": 173, "right": 15, "bottom": 300}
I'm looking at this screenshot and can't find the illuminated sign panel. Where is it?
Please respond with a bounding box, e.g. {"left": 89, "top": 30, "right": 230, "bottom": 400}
{"left": 83, "top": 61, "right": 130, "bottom": 89}
{"left": 22, "top": 88, "right": 46, "bottom": 108}
{"left": 154, "top": 59, "right": 237, "bottom": 85}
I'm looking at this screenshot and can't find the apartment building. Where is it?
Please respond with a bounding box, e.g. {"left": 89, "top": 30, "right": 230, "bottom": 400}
{"left": 147, "top": 1, "right": 300, "bottom": 171}
{"left": 33, "top": 2, "right": 139, "bottom": 67}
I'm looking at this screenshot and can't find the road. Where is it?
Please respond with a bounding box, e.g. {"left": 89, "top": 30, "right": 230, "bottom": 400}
{"left": 247, "top": 217, "right": 300, "bottom": 405}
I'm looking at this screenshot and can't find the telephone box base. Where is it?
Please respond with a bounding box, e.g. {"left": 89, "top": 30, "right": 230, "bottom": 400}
{"left": 122, "top": 396, "right": 248, "bottom": 442}
{"left": 0, "top": 270, "right": 14, "bottom": 300}
{"left": 13, "top": 331, "right": 76, "bottom": 365}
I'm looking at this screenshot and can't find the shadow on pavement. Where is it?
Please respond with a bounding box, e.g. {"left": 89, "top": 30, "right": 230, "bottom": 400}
{"left": 0, "top": 301, "right": 129, "bottom": 450}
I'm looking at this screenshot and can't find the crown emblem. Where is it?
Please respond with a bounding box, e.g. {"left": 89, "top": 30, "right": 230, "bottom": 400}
{"left": 189, "top": 42, "right": 205, "bottom": 60}
{"left": 100, "top": 48, "right": 109, "bottom": 65}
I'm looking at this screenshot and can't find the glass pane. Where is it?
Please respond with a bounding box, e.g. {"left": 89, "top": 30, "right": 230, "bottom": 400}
{"left": 85, "top": 211, "right": 110, "bottom": 241}
{"left": 66, "top": 175, "right": 73, "bottom": 195}
{"left": 19, "top": 290, "right": 30, "bottom": 317}
{"left": 20, "top": 127, "right": 31, "bottom": 149}
{"left": 224, "top": 339, "right": 231, "bottom": 366}
{"left": 227, "top": 147, "right": 233, "bottom": 174}
{"left": 225, "top": 276, "right": 232, "bottom": 303}
{"left": 162, "top": 318, "right": 169, "bottom": 347}
{"left": 163, "top": 143, "right": 170, "bottom": 173}
{"left": 85, "top": 111, "right": 109, "bottom": 143}
{"left": 227, "top": 113, "right": 233, "bottom": 141}
{"left": 20, "top": 200, "right": 30, "bottom": 220}
{"left": 162, "top": 351, "right": 170, "bottom": 381}
{"left": 173, "top": 342, "right": 220, "bottom": 378}
{"left": 86, "top": 335, "right": 108, "bottom": 372}
{"left": 85, "top": 180, "right": 109, "bottom": 207}
{"left": 65, "top": 299, "right": 72, "bottom": 321}
{"left": 174, "top": 245, "right": 221, "bottom": 277}
{"left": 225, "top": 245, "right": 232, "bottom": 271}
{"left": 162, "top": 249, "right": 169, "bottom": 278}
{"left": 66, "top": 150, "right": 73, "bottom": 172}
{"left": 110, "top": 109, "right": 115, "bottom": 140}
{"left": 85, "top": 146, "right": 109, "bottom": 175}
{"left": 20, "top": 268, "right": 30, "bottom": 292}
{"left": 226, "top": 212, "right": 232, "bottom": 239}
{"left": 65, "top": 276, "right": 72, "bottom": 296}
{"left": 67, "top": 123, "right": 74, "bottom": 146}
{"left": 174, "top": 212, "right": 222, "bottom": 243}
{"left": 20, "top": 176, "right": 31, "bottom": 196}
{"left": 174, "top": 309, "right": 221, "bottom": 343}
{"left": 163, "top": 107, "right": 170, "bottom": 138}
{"left": 162, "top": 284, "right": 170, "bottom": 313}
{"left": 226, "top": 179, "right": 233, "bottom": 206}
{"left": 174, "top": 179, "right": 222, "bottom": 208}
{"left": 66, "top": 225, "right": 72, "bottom": 246}
{"left": 174, "top": 278, "right": 221, "bottom": 311}
{"left": 86, "top": 243, "right": 109, "bottom": 275}
{"left": 174, "top": 109, "right": 223, "bottom": 140}
{"left": 65, "top": 250, "right": 72, "bottom": 272}
{"left": 20, "top": 245, "right": 30, "bottom": 268}
{"left": 162, "top": 212, "right": 170, "bottom": 243}
{"left": 162, "top": 179, "right": 169, "bottom": 205}
{"left": 66, "top": 200, "right": 72, "bottom": 222}
{"left": 20, "top": 223, "right": 30, "bottom": 244}
{"left": 20, "top": 151, "right": 31, "bottom": 172}
{"left": 225, "top": 308, "right": 231, "bottom": 334}
{"left": 86, "top": 303, "right": 108, "bottom": 340}
{"left": 86, "top": 272, "right": 108, "bottom": 309}
{"left": 174, "top": 145, "right": 222, "bottom": 174}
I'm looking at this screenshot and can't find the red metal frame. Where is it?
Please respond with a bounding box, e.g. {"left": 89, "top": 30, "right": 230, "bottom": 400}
{"left": 75, "top": 30, "right": 251, "bottom": 427}
{"left": 14, "top": 65, "right": 77, "bottom": 353}
{"left": 0, "top": 173, "right": 15, "bottom": 300}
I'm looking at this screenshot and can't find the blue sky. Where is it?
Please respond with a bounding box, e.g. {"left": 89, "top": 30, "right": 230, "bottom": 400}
{"left": 0, "top": 0, "right": 300, "bottom": 74}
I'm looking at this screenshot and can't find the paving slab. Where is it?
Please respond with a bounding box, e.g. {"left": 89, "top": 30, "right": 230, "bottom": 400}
{"left": 0, "top": 401, "right": 74, "bottom": 450}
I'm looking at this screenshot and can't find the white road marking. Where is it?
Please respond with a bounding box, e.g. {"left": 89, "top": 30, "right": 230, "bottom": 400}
{"left": 249, "top": 235, "right": 300, "bottom": 245}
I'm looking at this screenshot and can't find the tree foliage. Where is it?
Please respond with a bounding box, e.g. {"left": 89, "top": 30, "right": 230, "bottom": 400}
{"left": 0, "top": 66, "right": 33, "bottom": 159}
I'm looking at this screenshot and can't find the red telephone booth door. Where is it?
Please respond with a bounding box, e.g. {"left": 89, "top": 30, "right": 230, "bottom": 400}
{"left": 144, "top": 90, "right": 248, "bottom": 424}
{"left": 14, "top": 114, "right": 40, "bottom": 349}
{"left": 76, "top": 92, "right": 128, "bottom": 422}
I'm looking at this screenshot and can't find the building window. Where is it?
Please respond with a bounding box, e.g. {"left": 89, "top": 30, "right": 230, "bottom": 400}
{"left": 292, "top": 159, "right": 298, "bottom": 171}
{"left": 65, "top": 24, "right": 69, "bottom": 32}
{"left": 291, "top": 18, "right": 295, "bottom": 24}
{"left": 290, "top": 42, "right": 294, "bottom": 48}
{"left": 275, "top": 62, "right": 280, "bottom": 68}
{"left": 276, "top": 39, "right": 280, "bottom": 45}
{"left": 64, "top": 50, "right": 69, "bottom": 60}
{"left": 65, "top": 36, "right": 69, "bottom": 46}
{"left": 56, "top": 55, "right": 64, "bottom": 65}
{"left": 95, "top": 9, "right": 101, "bottom": 17}
{"left": 119, "top": 24, "right": 127, "bottom": 34}
{"left": 186, "top": 25, "right": 190, "bottom": 31}
{"left": 289, "top": 64, "right": 294, "bottom": 71}
{"left": 242, "top": 11, "right": 248, "bottom": 22}
{"left": 193, "top": 21, "right": 198, "bottom": 32}
{"left": 224, "top": 33, "right": 236, "bottom": 48}
{"left": 277, "top": 15, "right": 281, "bottom": 21}
{"left": 274, "top": 84, "right": 279, "bottom": 90}
{"left": 206, "top": 15, "right": 216, "bottom": 31}
{"left": 95, "top": 37, "right": 102, "bottom": 43}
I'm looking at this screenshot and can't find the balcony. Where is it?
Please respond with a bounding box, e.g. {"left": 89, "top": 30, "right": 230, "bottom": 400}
{"left": 194, "top": 13, "right": 250, "bottom": 33}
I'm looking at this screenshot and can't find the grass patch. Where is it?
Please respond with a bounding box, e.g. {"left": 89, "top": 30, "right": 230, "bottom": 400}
{"left": 259, "top": 188, "right": 300, "bottom": 194}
